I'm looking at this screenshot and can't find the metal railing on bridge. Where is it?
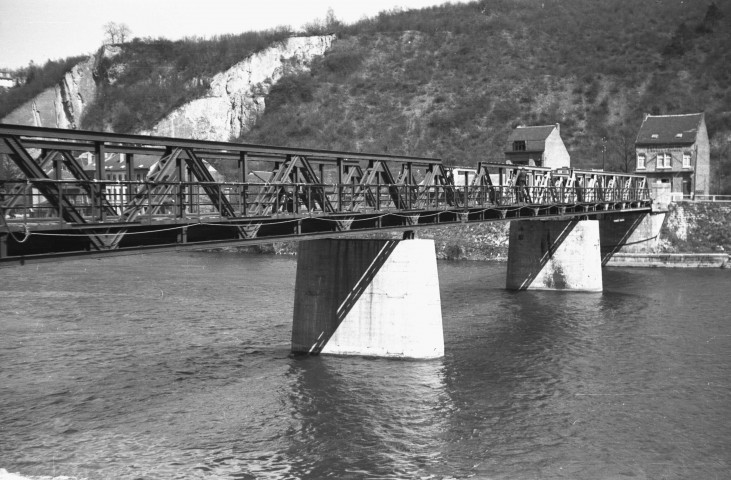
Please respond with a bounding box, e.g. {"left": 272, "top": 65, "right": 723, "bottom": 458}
{"left": 0, "top": 124, "right": 651, "bottom": 264}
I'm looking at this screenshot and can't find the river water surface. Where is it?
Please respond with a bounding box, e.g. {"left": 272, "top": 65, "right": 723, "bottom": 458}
{"left": 1, "top": 251, "right": 730, "bottom": 479}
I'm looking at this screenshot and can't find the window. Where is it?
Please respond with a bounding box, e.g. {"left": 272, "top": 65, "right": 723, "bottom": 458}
{"left": 682, "top": 152, "right": 691, "bottom": 168}
{"left": 513, "top": 140, "right": 526, "bottom": 151}
{"left": 658, "top": 152, "right": 671, "bottom": 169}
{"left": 637, "top": 153, "right": 646, "bottom": 169}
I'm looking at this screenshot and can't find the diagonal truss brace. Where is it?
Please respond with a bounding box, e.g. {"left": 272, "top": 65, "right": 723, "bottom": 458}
{"left": 1, "top": 136, "right": 109, "bottom": 250}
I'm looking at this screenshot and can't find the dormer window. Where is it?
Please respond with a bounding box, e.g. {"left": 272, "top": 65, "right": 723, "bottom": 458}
{"left": 513, "top": 140, "right": 526, "bottom": 151}
{"left": 675, "top": 133, "right": 683, "bottom": 138}
{"left": 651, "top": 134, "right": 659, "bottom": 139}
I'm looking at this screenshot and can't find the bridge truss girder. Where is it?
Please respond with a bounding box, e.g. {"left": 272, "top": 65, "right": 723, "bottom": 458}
{"left": 0, "top": 124, "right": 652, "bottom": 265}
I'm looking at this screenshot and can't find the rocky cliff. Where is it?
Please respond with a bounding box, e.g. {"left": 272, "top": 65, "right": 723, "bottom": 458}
{"left": 143, "top": 35, "right": 334, "bottom": 141}
{"left": 1, "top": 36, "right": 334, "bottom": 141}
{"left": 0, "top": 47, "right": 118, "bottom": 128}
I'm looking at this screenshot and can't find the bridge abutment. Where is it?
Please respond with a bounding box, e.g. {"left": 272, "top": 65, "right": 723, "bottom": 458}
{"left": 599, "top": 212, "right": 666, "bottom": 264}
{"left": 506, "top": 219, "right": 603, "bottom": 292}
{"left": 292, "top": 238, "right": 444, "bottom": 358}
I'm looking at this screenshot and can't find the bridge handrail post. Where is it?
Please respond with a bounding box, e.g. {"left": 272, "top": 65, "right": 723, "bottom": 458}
{"left": 242, "top": 184, "right": 248, "bottom": 216}
{"left": 57, "top": 181, "right": 63, "bottom": 220}
{"left": 275, "top": 187, "right": 280, "bottom": 216}
{"left": 146, "top": 183, "right": 152, "bottom": 223}
{"left": 178, "top": 181, "right": 184, "bottom": 219}
{"left": 217, "top": 187, "right": 222, "bottom": 217}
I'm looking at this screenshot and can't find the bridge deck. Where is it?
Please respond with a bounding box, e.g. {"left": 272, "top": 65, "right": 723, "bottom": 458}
{"left": 0, "top": 124, "right": 651, "bottom": 265}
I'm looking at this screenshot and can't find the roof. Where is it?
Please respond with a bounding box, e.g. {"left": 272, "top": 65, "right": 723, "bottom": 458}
{"left": 635, "top": 113, "right": 704, "bottom": 146}
{"left": 505, "top": 125, "right": 557, "bottom": 153}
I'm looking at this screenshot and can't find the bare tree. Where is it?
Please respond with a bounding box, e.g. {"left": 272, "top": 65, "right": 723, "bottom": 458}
{"left": 609, "top": 129, "right": 636, "bottom": 173}
{"left": 103, "top": 22, "right": 132, "bottom": 44}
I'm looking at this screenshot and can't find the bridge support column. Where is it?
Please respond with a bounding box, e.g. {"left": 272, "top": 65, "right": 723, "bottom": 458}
{"left": 292, "top": 238, "right": 444, "bottom": 358}
{"left": 506, "top": 219, "right": 602, "bottom": 292}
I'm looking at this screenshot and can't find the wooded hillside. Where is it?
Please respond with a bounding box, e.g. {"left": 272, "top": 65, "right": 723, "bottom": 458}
{"left": 244, "top": 0, "right": 731, "bottom": 192}
{"left": 2, "top": 0, "right": 730, "bottom": 192}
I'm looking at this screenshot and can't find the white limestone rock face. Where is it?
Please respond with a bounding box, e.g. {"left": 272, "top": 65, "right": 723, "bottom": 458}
{"left": 0, "top": 45, "right": 120, "bottom": 128}
{"left": 1, "top": 37, "right": 333, "bottom": 139}
{"left": 53, "top": 56, "right": 98, "bottom": 129}
{"left": 143, "top": 35, "right": 335, "bottom": 141}
{"left": 0, "top": 60, "right": 94, "bottom": 128}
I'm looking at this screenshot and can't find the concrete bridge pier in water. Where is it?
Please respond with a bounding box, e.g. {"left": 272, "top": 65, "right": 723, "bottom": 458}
{"left": 506, "top": 219, "right": 604, "bottom": 292}
{"left": 505, "top": 212, "right": 665, "bottom": 292}
{"left": 291, "top": 213, "right": 664, "bottom": 359}
{"left": 291, "top": 238, "right": 444, "bottom": 359}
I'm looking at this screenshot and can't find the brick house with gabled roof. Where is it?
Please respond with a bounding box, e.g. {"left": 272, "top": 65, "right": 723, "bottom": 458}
{"left": 504, "top": 123, "right": 570, "bottom": 168}
{"left": 634, "top": 113, "right": 710, "bottom": 197}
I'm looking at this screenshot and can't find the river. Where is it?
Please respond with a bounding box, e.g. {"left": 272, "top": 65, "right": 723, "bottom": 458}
{"left": 1, "top": 251, "right": 730, "bottom": 479}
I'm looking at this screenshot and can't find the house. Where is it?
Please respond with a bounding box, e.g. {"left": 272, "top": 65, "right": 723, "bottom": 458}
{"left": 0, "top": 70, "right": 16, "bottom": 89}
{"left": 504, "top": 124, "right": 570, "bottom": 168}
{"left": 75, "top": 152, "right": 224, "bottom": 183}
{"left": 634, "top": 113, "right": 710, "bottom": 197}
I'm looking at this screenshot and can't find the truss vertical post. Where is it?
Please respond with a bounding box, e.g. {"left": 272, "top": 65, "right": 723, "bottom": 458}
{"left": 147, "top": 186, "right": 152, "bottom": 223}
{"left": 50, "top": 151, "right": 61, "bottom": 181}
{"left": 176, "top": 154, "right": 184, "bottom": 219}
{"left": 53, "top": 152, "right": 63, "bottom": 218}
{"left": 125, "top": 153, "right": 134, "bottom": 183}
{"left": 337, "top": 158, "right": 344, "bottom": 213}
{"left": 239, "top": 151, "right": 248, "bottom": 216}
{"left": 0, "top": 232, "right": 6, "bottom": 259}
{"left": 95, "top": 142, "right": 106, "bottom": 222}
{"left": 187, "top": 165, "right": 194, "bottom": 214}
{"left": 407, "top": 162, "right": 413, "bottom": 210}
{"left": 125, "top": 153, "right": 134, "bottom": 208}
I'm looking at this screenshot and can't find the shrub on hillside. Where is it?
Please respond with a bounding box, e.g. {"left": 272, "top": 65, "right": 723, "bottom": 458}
{"left": 266, "top": 73, "right": 317, "bottom": 110}
{"left": 320, "top": 48, "right": 364, "bottom": 78}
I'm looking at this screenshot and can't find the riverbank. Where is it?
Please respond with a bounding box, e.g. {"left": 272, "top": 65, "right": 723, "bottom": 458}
{"left": 605, "top": 252, "right": 729, "bottom": 268}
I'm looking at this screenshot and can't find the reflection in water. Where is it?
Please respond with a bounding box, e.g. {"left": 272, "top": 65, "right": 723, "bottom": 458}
{"left": 284, "top": 356, "right": 451, "bottom": 479}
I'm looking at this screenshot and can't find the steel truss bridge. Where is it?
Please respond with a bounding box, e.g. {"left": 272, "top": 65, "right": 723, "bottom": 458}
{"left": 0, "top": 124, "right": 651, "bottom": 266}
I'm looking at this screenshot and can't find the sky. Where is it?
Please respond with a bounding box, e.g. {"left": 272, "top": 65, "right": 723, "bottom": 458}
{"left": 0, "top": 0, "right": 470, "bottom": 69}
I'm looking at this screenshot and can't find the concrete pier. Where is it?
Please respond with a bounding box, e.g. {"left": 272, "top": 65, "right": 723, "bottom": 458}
{"left": 506, "top": 219, "right": 602, "bottom": 292}
{"left": 292, "top": 238, "right": 444, "bottom": 358}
